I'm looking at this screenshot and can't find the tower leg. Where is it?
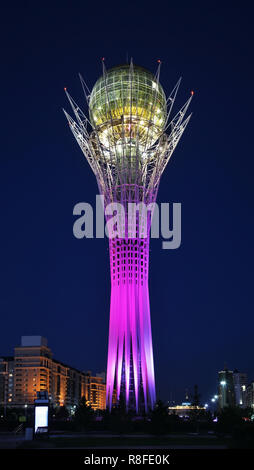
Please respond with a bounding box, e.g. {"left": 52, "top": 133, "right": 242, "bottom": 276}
{"left": 106, "top": 238, "right": 156, "bottom": 413}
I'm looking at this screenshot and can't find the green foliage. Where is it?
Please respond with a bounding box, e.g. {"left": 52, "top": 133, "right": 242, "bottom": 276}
{"left": 74, "top": 396, "right": 94, "bottom": 430}
{"left": 150, "top": 400, "right": 170, "bottom": 435}
{"left": 230, "top": 422, "right": 254, "bottom": 448}
{"left": 216, "top": 406, "right": 247, "bottom": 434}
{"left": 54, "top": 405, "right": 69, "bottom": 421}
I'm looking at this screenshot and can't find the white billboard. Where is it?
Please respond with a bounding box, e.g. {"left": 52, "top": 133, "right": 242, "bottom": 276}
{"left": 34, "top": 406, "right": 48, "bottom": 433}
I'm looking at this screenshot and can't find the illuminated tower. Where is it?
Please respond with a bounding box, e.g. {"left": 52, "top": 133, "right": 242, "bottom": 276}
{"left": 64, "top": 61, "right": 192, "bottom": 413}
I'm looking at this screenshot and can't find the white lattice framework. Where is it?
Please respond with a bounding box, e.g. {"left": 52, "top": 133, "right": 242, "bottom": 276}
{"left": 63, "top": 61, "right": 192, "bottom": 206}
{"left": 64, "top": 61, "right": 192, "bottom": 413}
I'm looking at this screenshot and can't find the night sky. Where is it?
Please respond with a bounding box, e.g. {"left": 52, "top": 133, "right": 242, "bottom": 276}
{"left": 1, "top": 3, "right": 254, "bottom": 406}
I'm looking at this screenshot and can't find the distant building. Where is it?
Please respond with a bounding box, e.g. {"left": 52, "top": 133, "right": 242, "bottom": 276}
{"left": 168, "top": 403, "right": 205, "bottom": 417}
{"left": 168, "top": 388, "right": 205, "bottom": 417}
{"left": 1, "top": 336, "right": 107, "bottom": 410}
{"left": 0, "top": 357, "right": 14, "bottom": 408}
{"left": 233, "top": 369, "right": 248, "bottom": 407}
{"left": 246, "top": 382, "right": 254, "bottom": 410}
{"left": 84, "top": 372, "right": 106, "bottom": 411}
{"left": 218, "top": 368, "right": 235, "bottom": 409}
{"left": 14, "top": 336, "right": 55, "bottom": 406}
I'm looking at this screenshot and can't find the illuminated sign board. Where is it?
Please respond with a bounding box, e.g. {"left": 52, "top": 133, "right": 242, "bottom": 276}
{"left": 34, "top": 406, "right": 48, "bottom": 433}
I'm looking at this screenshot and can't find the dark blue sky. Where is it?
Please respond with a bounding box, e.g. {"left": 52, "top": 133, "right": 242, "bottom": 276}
{"left": 1, "top": 3, "right": 253, "bottom": 405}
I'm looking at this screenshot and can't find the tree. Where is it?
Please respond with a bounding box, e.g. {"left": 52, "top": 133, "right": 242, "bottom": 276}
{"left": 74, "top": 396, "right": 94, "bottom": 430}
{"left": 54, "top": 405, "right": 69, "bottom": 421}
{"left": 150, "top": 400, "right": 170, "bottom": 435}
{"left": 216, "top": 406, "right": 245, "bottom": 435}
{"left": 105, "top": 395, "right": 134, "bottom": 433}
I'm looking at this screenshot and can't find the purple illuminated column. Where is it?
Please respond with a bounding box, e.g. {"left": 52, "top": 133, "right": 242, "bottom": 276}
{"left": 105, "top": 186, "right": 156, "bottom": 413}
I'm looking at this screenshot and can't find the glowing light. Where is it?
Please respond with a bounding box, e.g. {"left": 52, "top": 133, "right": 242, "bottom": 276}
{"left": 65, "top": 62, "right": 192, "bottom": 413}
{"left": 89, "top": 65, "right": 167, "bottom": 150}
{"left": 35, "top": 406, "right": 48, "bottom": 433}
{"left": 106, "top": 237, "right": 156, "bottom": 413}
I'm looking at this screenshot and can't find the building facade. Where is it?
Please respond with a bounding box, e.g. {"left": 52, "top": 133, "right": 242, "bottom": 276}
{"left": 233, "top": 369, "right": 248, "bottom": 407}
{"left": 246, "top": 382, "right": 254, "bottom": 410}
{"left": 0, "top": 357, "right": 14, "bottom": 408}
{"left": 14, "top": 336, "right": 53, "bottom": 406}
{"left": 168, "top": 404, "right": 205, "bottom": 417}
{"left": 84, "top": 372, "right": 106, "bottom": 411}
{"left": 1, "top": 336, "right": 106, "bottom": 411}
{"left": 218, "top": 368, "right": 235, "bottom": 409}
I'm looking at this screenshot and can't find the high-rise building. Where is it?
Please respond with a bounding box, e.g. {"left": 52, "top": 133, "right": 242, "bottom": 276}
{"left": 0, "top": 356, "right": 14, "bottom": 408}
{"left": 218, "top": 368, "right": 235, "bottom": 409}
{"left": 84, "top": 372, "right": 106, "bottom": 411}
{"left": 246, "top": 382, "right": 254, "bottom": 410}
{"left": 233, "top": 369, "right": 247, "bottom": 407}
{"left": 64, "top": 61, "right": 192, "bottom": 412}
{"left": 14, "top": 336, "right": 53, "bottom": 405}
{"left": 3, "top": 336, "right": 106, "bottom": 410}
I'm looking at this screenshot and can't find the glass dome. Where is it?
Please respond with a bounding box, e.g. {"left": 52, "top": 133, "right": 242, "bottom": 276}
{"left": 89, "top": 64, "right": 167, "bottom": 149}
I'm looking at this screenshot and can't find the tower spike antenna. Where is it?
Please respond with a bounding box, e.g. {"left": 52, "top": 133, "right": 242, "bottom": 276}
{"left": 154, "top": 59, "right": 162, "bottom": 82}
{"left": 166, "top": 113, "right": 192, "bottom": 151}
{"left": 165, "top": 77, "right": 182, "bottom": 126}
{"left": 165, "top": 93, "right": 193, "bottom": 135}
{"left": 63, "top": 110, "right": 90, "bottom": 152}
{"left": 151, "top": 112, "right": 192, "bottom": 189}
{"left": 64, "top": 88, "right": 91, "bottom": 129}
{"left": 63, "top": 109, "right": 99, "bottom": 175}
{"left": 64, "top": 61, "right": 192, "bottom": 414}
{"left": 78, "top": 73, "right": 91, "bottom": 95}
{"left": 101, "top": 57, "right": 107, "bottom": 76}
{"left": 79, "top": 73, "right": 91, "bottom": 107}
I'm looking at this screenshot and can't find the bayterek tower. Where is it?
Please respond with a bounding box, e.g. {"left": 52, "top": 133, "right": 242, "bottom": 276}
{"left": 64, "top": 60, "right": 192, "bottom": 413}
